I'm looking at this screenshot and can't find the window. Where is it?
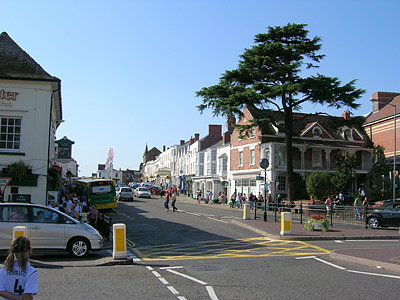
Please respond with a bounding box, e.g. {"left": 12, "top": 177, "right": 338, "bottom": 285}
{"left": 211, "top": 163, "right": 217, "bottom": 175}
{"left": 199, "top": 152, "right": 204, "bottom": 163}
{"left": 250, "top": 149, "right": 255, "bottom": 165}
{"left": 211, "top": 149, "right": 217, "bottom": 161}
{"left": 239, "top": 151, "right": 243, "bottom": 166}
{"left": 277, "top": 148, "right": 286, "bottom": 166}
{"left": 199, "top": 165, "right": 204, "bottom": 176}
{"left": 276, "top": 176, "right": 286, "bottom": 191}
{"left": 313, "top": 127, "right": 321, "bottom": 137}
{"left": 249, "top": 127, "right": 255, "bottom": 138}
{"left": 313, "top": 149, "right": 322, "bottom": 168}
{"left": 0, "top": 117, "right": 21, "bottom": 150}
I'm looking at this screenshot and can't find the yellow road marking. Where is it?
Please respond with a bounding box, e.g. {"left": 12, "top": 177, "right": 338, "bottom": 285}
{"left": 132, "top": 237, "right": 330, "bottom": 261}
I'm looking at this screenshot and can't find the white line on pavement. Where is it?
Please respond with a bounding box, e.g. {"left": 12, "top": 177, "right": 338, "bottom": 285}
{"left": 152, "top": 271, "right": 161, "bottom": 278}
{"left": 206, "top": 286, "right": 219, "bottom": 300}
{"left": 158, "top": 277, "right": 169, "bottom": 285}
{"left": 335, "top": 240, "right": 344, "bottom": 243}
{"left": 167, "top": 286, "right": 180, "bottom": 295}
{"left": 166, "top": 269, "right": 208, "bottom": 285}
{"left": 314, "top": 257, "right": 347, "bottom": 270}
{"left": 346, "top": 269, "right": 400, "bottom": 279}
{"left": 160, "top": 266, "right": 184, "bottom": 270}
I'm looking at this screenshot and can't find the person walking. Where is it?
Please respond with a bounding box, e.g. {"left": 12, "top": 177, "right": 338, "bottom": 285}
{"left": 171, "top": 192, "right": 177, "bottom": 212}
{"left": 89, "top": 204, "right": 99, "bottom": 228}
{"left": 230, "top": 192, "right": 236, "bottom": 208}
{"left": 208, "top": 190, "right": 213, "bottom": 204}
{"left": 164, "top": 191, "right": 170, "bottom": 212}
{"left": 0, "top": 236, "right": 38, "bottom": 300}
{"left": 354, "top": 195, "right": 362, "bottom": 220}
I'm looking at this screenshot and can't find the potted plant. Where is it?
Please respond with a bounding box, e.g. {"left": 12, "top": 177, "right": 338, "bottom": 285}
{"left": 304, "top": 214, "right": 330, "bottom": 232}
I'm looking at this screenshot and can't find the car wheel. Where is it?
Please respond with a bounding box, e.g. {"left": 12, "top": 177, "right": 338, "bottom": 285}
{"left": 68, "top": 237, "right": 90, "bottom": 258}
{"left": 368, "top": 217, "right": 380, "bottom": 229}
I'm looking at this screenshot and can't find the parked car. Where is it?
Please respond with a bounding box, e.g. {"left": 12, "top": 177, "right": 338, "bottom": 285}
{"left": 366, "top": 201, "right": 400, "bottom": 228}
{"left": 117, "top": 187, "right": 134, "bottom": 202}
{"left": 0, "top": 203, "right": 103, "bottom": 258}
{"left": 135, "top": 187, "right": 151, "bottom": 198}
{"left": 152, "top": 186, "right": 163, "bottom": 195}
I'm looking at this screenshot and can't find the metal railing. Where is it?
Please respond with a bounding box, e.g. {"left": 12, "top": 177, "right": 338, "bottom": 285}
{"left": 256, "top": 202, "right": 371, "bottom": 228}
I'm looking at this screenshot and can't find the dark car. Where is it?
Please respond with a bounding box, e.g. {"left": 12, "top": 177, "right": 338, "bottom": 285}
{"left": 366, "top": 201, "right": 400, "bottom": 228}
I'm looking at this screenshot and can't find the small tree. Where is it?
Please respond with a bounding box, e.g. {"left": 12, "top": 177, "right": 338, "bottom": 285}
{"left": 306, "top": 172, "right": 333, "bottom": 200}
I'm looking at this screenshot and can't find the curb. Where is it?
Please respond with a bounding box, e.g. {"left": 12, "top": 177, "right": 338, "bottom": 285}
{"left": 330, "top": 250, "right": 400, "bottom": 273}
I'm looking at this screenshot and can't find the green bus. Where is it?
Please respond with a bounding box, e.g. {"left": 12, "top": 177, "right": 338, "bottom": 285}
{"left": 74, "top": 178, "right": 117, "bottom": 210}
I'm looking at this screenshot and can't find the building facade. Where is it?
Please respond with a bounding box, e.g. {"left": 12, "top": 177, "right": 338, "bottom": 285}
{"left": 0, "top": 32, "right": 62, "bottom": 205}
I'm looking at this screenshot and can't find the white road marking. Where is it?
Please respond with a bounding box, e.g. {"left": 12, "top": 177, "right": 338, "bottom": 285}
{"left": 298, "top": 256, "right": 400, "bottom": 280}
{"left": 158, "top": 277, "right": 169, "bottom": 285}
{"left": 167, "top": 286, "right": 180, "bottom": 295}
{"left": 152, "top": 271, "right": 161, "bottom": 278}
{"left": 346, "top": 269, "right": 400, "bottom": 279}
{"left": 177, "top": 297, "right": 188, "bottom": 300}
{"left": 206, "top": 286, "right": 219, "bottom": 300}
{"left": 166, "top": 269, "right": 208, "bottom": 285}
{"left": 160, "top": 266, "right": 184, "bottom": 270}
{"left": 206, "top": 216, "right": 228, "bottom": 223}
{"left": 146, "top": 266, "right": 153, "bottom": 271}
{"left": 314, "top": 257, "right": 347, "bottom": 270}
{"left": 335, "top": 240, "right": 344, "bottom": 243}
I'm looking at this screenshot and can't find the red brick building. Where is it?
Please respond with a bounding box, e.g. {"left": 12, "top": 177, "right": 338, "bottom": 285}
{"left": 364, "top": 92, "right": 400, "bottom": 170}
{"left": 231, "top": 105, "right": 373, "bottom": 199}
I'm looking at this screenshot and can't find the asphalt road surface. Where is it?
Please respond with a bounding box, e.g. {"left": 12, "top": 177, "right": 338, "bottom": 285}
{"left": 6, "top": 196, "right": 400, "bottom": 299}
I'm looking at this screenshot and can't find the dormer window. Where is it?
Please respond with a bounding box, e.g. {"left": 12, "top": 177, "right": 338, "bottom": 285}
{"left": 313, "top": 127, "right": 321, "bottom": 137}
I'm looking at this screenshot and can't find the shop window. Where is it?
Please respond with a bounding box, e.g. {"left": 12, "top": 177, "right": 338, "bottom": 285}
{"left": 0, "top": 117, "right": 21, "bottom": 150}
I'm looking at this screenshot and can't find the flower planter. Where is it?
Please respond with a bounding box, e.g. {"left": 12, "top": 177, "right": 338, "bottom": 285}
{"left": 313, "top": 221, "right": 323, "bottom": 230}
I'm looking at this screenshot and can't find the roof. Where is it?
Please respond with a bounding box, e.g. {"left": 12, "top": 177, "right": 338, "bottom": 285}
{"left": 246, "top": 105, "right": 368, "bottom": 146}
{"left": 0, "top": 32, "right": 62, "bottom": 120}
{"left": 0, "top": 32, "right": 59, "bottom": 81}
{"left": 364, "top": 95, "right": 400, "bottom": 125}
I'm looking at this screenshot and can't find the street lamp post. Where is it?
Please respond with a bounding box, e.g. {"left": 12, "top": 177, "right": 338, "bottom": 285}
{"left": 389, "top": 104, "right": 397, "bottom": 201}
{"left": 260, "top": 158, "right": 269, "bottom": 222}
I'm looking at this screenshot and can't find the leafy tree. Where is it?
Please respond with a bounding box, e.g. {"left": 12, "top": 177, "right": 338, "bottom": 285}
{"left": 331, "top": 152, "right": 358, "bottom": 197}
{"left": 368, "top": 145, "right": 392, "bottom": 202}
{"left": 306, "top": 172, "right": 333, "bottom": 200}
{"left": 196, "top": 23, "right": 365, "bottom": 202}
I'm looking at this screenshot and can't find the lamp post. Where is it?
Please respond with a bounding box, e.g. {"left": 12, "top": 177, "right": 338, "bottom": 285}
{"left": 389, "top": 104, "right": 397, "bottom": 201}
{"left": 260, "top": 158, "right": 269, "bottom": 222}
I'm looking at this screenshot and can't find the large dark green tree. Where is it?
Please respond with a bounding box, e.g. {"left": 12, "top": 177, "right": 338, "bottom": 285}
{"left": 196, "top": 23, "right": 365, "bottom": 202}
{"left": 331, "top": 152, "right": 358, "bottom": 197}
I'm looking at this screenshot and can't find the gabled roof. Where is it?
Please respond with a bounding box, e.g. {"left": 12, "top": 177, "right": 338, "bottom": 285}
{"left": 0, "top": 32, "right": 62, "bottom": 120}
{"left": 0, "top": 32, "right": 60, "bottom": 81}
{"left": 246, "top": 105, "right": 368, "bottom": 145}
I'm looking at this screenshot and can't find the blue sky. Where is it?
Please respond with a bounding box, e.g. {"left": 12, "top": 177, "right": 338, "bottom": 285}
{"left": 2, "top": 0, "right": 399, "bottom": 176}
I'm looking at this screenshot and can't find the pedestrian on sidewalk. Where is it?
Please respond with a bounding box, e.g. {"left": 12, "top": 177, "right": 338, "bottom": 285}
{"left": 164, "top": 191, "right": 170, "bottom": 212}
{"left": 208, "top": 190, "right": 213, "bottom": 204}
{"left": 171, "top": 192, "right": 177, "bottom": 212}
{"left": 354, "top": 195, "right": 362, "bottom": 220}
{"left": 0, "top": 236, "right": 38, "bottom": 300}
{"left": 230, "top": 192, "right": 236, "bottom": 208}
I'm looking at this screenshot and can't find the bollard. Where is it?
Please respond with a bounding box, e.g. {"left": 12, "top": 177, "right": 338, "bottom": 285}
{"left": 112, "top": 223, "right": 127, "bottom": 260}
{"left": 280, "top": 212, "right": 292, "bottom": 235}
{"left": 13, "top": 226, "right": 28, "bottom": 239}
{"left": 243, "top": 203, "right": 250, "bottom": 220}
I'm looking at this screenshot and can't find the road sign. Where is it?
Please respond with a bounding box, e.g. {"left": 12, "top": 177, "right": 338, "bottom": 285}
{"left": 0, "top": 177, "right": 12, "bottom": 194}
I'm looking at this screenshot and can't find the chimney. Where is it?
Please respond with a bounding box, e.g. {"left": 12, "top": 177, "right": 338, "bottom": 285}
{"left": 371, "top": 91, "right": 400, "bottom": 112}
{"left": 163, "top": 145, "right": 166, "bottom": 152}
{"left": 208, "top": 124, "right": 222, "bottom": 136}
{"left": 194, "top": 133, "right": 200, "bottom": 141}
{"left": 223, "top": 131, "right": 231, "bottom": 144}
{"left": 180, "top": 140, "right": 185, "bottom": 145}
{"left": 342, "top": 110, "right": 350, "bottom": 120}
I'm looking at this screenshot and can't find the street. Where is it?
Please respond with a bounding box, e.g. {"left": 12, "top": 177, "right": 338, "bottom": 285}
{"left": 16, "top": 196, "right": 400, "bottom": 299}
